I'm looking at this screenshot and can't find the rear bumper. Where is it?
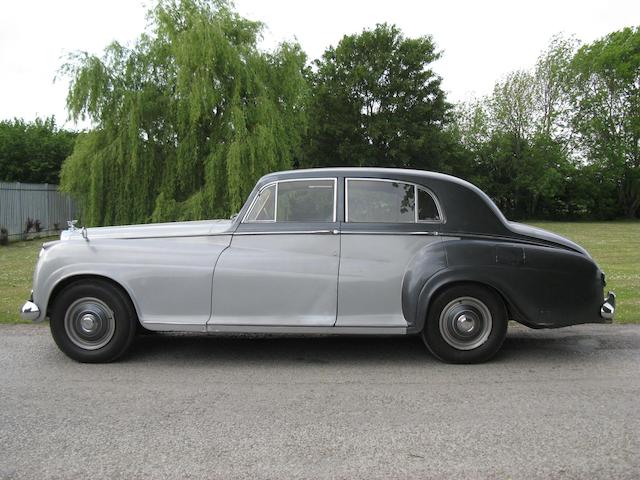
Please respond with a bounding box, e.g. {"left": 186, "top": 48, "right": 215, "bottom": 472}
{"left": 600, "top": 291, "right": 616, "bottom": 323}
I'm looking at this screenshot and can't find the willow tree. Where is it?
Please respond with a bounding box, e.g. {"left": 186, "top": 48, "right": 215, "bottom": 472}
{"left": 60, "top": 0, "right": 308, "bottom": 226}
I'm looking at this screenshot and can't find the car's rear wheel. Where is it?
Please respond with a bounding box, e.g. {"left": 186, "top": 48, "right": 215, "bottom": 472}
{"left": 50, "top": 280, "right": 137, "bottom": 363}
{"left": 422, "top": 284, "right": 508, "bottom": 364}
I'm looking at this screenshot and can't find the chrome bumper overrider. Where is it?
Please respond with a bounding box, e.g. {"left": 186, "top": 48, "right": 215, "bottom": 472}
{"left": 600, "top": 291, "right": 616, "bottom": 322}
{"left": 20, "top": 300, "right": 40, "bottom": 321}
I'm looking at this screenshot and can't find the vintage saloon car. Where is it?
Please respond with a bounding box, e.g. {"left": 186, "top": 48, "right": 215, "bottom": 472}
{"left": 21, "top": 168, "right": 615, "bottom": 363}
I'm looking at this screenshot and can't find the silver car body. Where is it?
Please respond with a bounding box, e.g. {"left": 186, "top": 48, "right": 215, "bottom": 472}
{"left": 29, "top": 224, "right": 425, "bottom": 334}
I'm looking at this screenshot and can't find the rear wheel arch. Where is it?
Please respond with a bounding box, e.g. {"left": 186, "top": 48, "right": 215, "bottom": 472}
{"left": 415, "top": 273, "right": 518, "bottom": 332}
{"left": 421, "top": 282, "right": 509, "bottom": 363}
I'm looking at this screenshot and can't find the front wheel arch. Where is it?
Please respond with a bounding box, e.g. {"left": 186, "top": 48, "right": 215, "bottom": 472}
{"left": 47, "top": 274, "right": 141, "bottom": 326}
{"left": 49, "top": 278, "right": 139, "bottom": 362}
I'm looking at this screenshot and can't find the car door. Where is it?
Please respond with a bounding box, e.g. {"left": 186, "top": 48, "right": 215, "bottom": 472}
{"left": 336, "top": 178, "right": 444, "bottom": 328}
{"left": 209, "top": 178, "right": 340, "bottom": 327}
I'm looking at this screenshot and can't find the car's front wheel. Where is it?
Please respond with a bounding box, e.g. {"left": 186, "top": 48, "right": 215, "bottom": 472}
{"left": 50, "top": 280, "right": 137, "bottom": 363}
{"left": 422, "top": 284, "right": 508, "bottom": 364}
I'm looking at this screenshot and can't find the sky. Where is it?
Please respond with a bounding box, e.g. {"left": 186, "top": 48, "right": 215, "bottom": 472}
{"left": 0, "top": 0, "right": 638, "bottom": 129}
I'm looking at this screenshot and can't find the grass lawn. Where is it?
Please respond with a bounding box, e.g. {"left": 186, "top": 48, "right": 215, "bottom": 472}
{"left": 1, "top": 237, "right": 57, "bottom": 324}
{"left": 0, "top": 222, "right": 638, "bottom": 324}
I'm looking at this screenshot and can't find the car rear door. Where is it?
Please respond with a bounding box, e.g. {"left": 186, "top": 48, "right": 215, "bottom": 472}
{"left": 336, "top": 178, "right": 444, "bottom": 328}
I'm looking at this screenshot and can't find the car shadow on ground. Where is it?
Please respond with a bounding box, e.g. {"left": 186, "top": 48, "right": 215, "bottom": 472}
{"left": 123, "top": 326, "right": 629, "bottom": 366}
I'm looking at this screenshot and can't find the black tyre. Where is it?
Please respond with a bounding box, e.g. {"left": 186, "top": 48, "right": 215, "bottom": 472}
{"left": 49, "top": 280, "right": 137, "bottom": 363}
{"left": 422, "top": 284, "right": 508, "bottom": 364}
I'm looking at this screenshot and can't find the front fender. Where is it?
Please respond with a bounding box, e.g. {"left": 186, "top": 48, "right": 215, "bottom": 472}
{"left": 33, "top": 235, "right": 231, "bottom": 325}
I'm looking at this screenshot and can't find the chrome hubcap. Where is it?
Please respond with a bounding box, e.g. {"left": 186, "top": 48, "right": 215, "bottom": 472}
{"left": 456, "top": 314, "right": 476, "bottom": 334}
{"left": 80, "top": 314, "right": 98, "bottom": 333}
{"left": 439, "top": 297, "right": 492, "bottom": 350}
{"left": 64, "top": 297, "right": 115, "bottom": 350}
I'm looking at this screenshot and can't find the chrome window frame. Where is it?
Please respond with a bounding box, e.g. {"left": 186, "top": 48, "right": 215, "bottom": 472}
{"left": 345, "top": 177, "right": 445, "bottom": 224}
{"left": 242, "top": 177, "right": 338, "bottom": 223}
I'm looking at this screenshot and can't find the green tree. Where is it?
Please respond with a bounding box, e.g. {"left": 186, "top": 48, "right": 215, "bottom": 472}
{"left": 567, "top": 27, "right": 640, "bottom": 218}
{"left": 60, "top": 0, "right": 308, "bottom": 226}
{"left": 303, "top": 24, "right": 454, "bottom": 171}
{"left": 534, "top": 34, "right": 578, "bottom": 138}
{"left": 0, "top": 117, "right": 76, "bottom": 183}
{"left": 456, "top": 60, "right": 575, "bottom": 219}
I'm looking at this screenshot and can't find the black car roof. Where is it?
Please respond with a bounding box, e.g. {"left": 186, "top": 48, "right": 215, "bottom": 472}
{"left": 260, "top": 167, "right": 467, "bottom": 186}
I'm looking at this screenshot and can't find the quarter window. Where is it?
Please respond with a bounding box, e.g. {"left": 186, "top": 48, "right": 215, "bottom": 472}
{"left": 245, "top": 179, "right": 336, "bottom": 223}
{"left": 244, "top": 184, "right": 275, "bottom": 222}
{"left": 418, "top": 187, "right": 441, "bottom": 221}
{"left": 346, "top": 179, "right": 442, "bottom": 223}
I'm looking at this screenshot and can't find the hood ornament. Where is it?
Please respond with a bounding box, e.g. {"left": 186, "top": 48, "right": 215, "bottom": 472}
{"left": 67, "top": 220, "right": 88, "bottom": 241}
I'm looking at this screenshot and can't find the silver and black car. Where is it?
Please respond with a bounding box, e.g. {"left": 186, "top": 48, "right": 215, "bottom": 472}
{"left": 21, "top": 168, "right": 615, "bottom": 363}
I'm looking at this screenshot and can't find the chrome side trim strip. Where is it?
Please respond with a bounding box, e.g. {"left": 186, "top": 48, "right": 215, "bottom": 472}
{"left": 234, "top": 230, "right": 338, "bottom": 236}
{"left": 141, "top": 322, "right": 208, "bottom": 332}
{"left": 121, "top": 233, "right": 233, "bottom": 240}
{"left": 141, "top": 322, "right": 407, "bottom": 335}
{"left": 340, "top": 231, "right": 439, "bottom": 236}
{"left": 206, "top": 325, "right": 407, "bottom": 335}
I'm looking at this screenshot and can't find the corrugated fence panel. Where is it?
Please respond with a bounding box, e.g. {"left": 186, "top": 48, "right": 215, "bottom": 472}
{"left": 0, "top": 182, "right": 79, "bottom": 239}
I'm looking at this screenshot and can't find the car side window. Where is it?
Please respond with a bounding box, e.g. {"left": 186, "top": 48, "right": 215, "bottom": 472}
{"left": 346, "top": 179, "right": 442, "bottom": 223}
{"left": 245, "top": 179, "right": 336, "bottom": 223}
{"left": 347, "top": 179, "right": 415, "bottom": 223}
{"left": 244, "top": 184, "right": 276, "bottom": 222}
{"left": 418, "top": 187, "right": 441, "bottom": 222}
{"left": 276, "top": 179, "right": 335, "bottom": 222}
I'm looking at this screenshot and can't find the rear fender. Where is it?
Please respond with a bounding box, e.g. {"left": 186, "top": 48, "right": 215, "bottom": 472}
{"left": 408, "top": 238, "right": 604, "bottom": 331}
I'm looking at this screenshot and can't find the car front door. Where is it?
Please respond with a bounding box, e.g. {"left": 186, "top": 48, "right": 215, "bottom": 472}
{"left": 208, "top": 178, "right": 340, "bottom": 327}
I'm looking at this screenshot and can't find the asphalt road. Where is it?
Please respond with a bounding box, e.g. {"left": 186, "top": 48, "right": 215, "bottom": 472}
{"left": 0, "top": 324, "right": 639, "bottom": 479}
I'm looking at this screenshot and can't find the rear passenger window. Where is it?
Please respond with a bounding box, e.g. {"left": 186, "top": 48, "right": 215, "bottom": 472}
{"left": 347, "top": 180, "right": 415, "bottom": 223}
{"left": 346, "top": 179, "right": 442, "bottom": 223}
